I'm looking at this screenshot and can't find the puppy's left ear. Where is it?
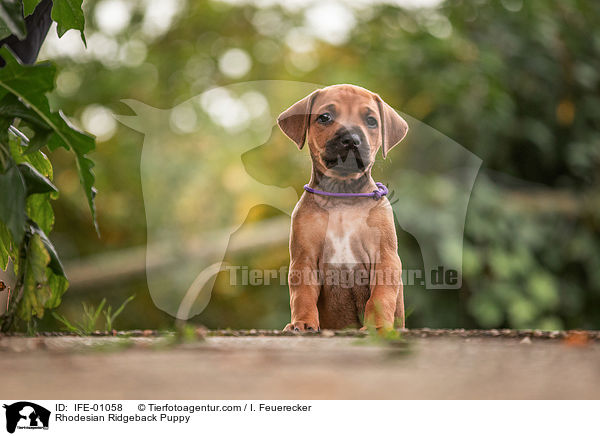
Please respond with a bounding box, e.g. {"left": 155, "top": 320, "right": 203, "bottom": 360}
{"left": 376, "top": 96, "right": 408, "bottom": 158}
{"left": 277, "top": 90, "right": 319, "bottom": 150}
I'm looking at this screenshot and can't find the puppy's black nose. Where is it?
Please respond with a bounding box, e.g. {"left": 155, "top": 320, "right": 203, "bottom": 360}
{"left": 340, "top": 132, "right": 362, "bottom": 147}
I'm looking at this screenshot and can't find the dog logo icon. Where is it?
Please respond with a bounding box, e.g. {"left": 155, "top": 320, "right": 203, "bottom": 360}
{"left": 3, "top": 402, "right": 50, "bottom": 433}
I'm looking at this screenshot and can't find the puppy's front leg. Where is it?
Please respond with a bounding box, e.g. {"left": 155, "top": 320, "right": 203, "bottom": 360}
{"left": 364, "top": 255, "right": 403, "bottom": 330}
{"left": 284, "top": 264, "right": 320, "bottom": 332}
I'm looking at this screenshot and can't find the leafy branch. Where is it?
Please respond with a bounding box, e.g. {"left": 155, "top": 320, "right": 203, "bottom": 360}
{"left": 0, "top": 0, "right": 95, "bottom": 331}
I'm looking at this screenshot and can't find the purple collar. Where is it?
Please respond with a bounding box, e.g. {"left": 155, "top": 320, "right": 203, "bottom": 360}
{"left": 304, "top": 182, "right": 389, "bottom": 200}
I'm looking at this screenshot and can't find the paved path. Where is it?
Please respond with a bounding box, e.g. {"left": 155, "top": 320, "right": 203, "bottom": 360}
{"left": 1, "top": 331, "right": 598, "bottom": 399}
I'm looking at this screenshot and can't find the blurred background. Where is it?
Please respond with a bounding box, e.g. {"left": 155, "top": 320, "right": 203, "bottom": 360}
{"left": 35, "top": 0, "right": 600, "bottom": 331}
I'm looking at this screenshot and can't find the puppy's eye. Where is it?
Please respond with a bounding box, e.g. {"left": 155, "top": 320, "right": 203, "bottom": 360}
{"left": 317, "top": 113, "right": 332, "bottom": 124}
{"left": 366, "top": 116, "right": 378, "bottom": 128}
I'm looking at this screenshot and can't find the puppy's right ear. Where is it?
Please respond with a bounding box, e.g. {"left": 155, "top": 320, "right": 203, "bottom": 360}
{"left": 277, "top": 90, "right": 319, "bottom": 150}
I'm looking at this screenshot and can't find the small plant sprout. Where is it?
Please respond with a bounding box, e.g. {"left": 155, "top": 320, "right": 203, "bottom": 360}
{"left": 52, "top": 295, "right": 135, "bottom": 335}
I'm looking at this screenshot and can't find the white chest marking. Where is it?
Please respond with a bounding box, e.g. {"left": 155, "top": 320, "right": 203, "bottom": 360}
{"left": 327, "top": 231, "right": 357, "bottom": 264}
{"left": 325, "top": 211, "right": 362, "bottom": 265}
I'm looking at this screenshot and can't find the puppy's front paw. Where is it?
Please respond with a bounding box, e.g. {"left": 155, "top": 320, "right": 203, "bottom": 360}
{"left": 283, "top": 321, "right": 319, "bottom": 333}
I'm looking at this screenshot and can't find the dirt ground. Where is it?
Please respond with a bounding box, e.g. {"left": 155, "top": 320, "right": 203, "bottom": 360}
{"left": 1, "top": 330, "right": 599, "bottom": 399}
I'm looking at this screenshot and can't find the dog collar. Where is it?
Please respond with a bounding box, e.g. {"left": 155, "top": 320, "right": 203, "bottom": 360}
{"left": 303, "top": 182, "right": 389, "bottom": 200}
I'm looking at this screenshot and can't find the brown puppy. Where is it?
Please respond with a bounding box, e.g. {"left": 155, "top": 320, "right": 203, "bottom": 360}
{"left": 278, "top": 84, "right": 408, "bottom": 331}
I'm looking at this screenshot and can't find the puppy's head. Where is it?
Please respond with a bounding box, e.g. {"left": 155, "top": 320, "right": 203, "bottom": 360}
{"left": 277, "top": 84, "right": 408, "bottom": 179}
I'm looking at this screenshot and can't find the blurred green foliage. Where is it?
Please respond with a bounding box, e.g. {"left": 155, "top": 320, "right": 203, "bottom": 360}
{"left": 33, "top": 0, "right": 600, "bottom": 331}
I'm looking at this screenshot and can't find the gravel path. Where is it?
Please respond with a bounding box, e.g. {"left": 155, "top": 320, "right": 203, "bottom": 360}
{"left": 1, "top": 329, "right": 598, "bottom": 399}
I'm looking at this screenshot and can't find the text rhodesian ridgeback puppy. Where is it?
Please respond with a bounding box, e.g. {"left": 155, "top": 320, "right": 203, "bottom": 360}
{"left": 278, "top": 84, "right": 408, "bottom": 331}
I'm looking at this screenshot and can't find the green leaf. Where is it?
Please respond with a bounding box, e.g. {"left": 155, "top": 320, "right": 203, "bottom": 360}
{"left": 0, "top": 163, "right": 26, "bottom": 244}
{"left": 0, "top": 94, "right": 48, "bottom": 129}
{"left": 0, "top": 0, "right": 26, "bottom": 40}
{"left": 46, "top": 270, "right": 68, "bottom": 308}
{"left": 25, "top": 127, "right": 52, "bottom": 154}
{"left": 75, "top": 151, "right": 98, "bottom": 234}
{"left": 23, "top": 0, "right": 42, "bottom": 17}
{"left": 17, "top": 233, "right": 51, "bottom": 321}
{"left": 51, "top": 0, "right": 86, "bottom": 45}
{"left": 0, "top": 221, "right": 15, "bottom": 270}
{"left": 15, "top": 223, "right": 68, "bottom": 322}
{"left": 29, "top": 221, "right": 64, "bottom": 277}
{"left": 18, "top": 162, "right": 57, "bottom": 196}
{"left": 92, "top": 299, "right": 105, "bottom": 323}
{"left": 109, "top": 295, "right": 135, "bottom": 325}
{"left": 24, "top": 149, "right": 53, "bottom": 179}
{"left": 0, "top": 94, "right": 54, "bottom": 154}
{"left": 52, "top": 310, "right": 79, "bottom": 333}
{"left": 0, "top": 19, "right": 11, "bottom": 40}
{"left": 0, "top": 47, "right": 97, "bottom": 229}
{"left": 80, "top": 298, "right": 105, "bottom": 333}
{"left": 8, "top": 132, "right": 53, "bottom": 179}
{"left": 26, "top": 193, "right": 54, "bottom": 235}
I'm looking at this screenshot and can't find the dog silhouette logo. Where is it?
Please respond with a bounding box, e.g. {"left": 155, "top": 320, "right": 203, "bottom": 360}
{"left": 116, "top": 80, "right": 481, "bottom": 321}
{"left": 3, "top": 402, "right": 50, "bottom": 433}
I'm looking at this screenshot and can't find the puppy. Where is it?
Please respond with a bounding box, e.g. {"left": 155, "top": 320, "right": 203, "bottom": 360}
{"left": 277, "top": 84, "right": 408, "bottom": 331}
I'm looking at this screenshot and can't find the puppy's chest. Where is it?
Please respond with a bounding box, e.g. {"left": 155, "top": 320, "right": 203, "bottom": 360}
{"left": 322, "top": 209, "right": 372, "bottom": 265}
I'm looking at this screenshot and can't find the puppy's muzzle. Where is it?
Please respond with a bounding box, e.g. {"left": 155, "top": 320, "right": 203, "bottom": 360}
{"left": 322, "top": 127, "right": 371, "bottom": 175}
